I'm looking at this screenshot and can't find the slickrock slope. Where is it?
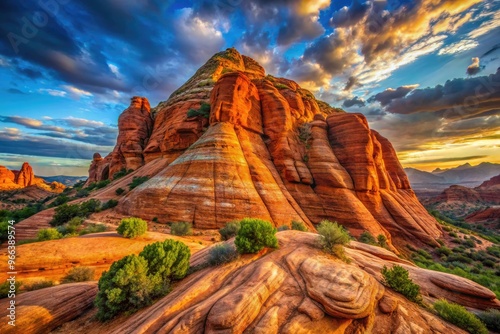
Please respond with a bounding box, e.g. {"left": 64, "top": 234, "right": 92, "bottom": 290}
{"left": 0, "top": 232, "right": 205, "bottom": 284}
{"left": 0, "top": 162, "right": 64, "bottom": 192}
{"left": 57, "top": 231, "right": 498, "bottom": 334}
{"left": 0, "top": 282, "right": 97, "bottom": 334}
{"left": 82, "top": 48, "right": 442, "bottom": 250}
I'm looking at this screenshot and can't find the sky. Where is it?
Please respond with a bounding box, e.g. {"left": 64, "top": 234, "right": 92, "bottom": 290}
{"left": 0, "top": 0, "right": 499, "bottom": 176}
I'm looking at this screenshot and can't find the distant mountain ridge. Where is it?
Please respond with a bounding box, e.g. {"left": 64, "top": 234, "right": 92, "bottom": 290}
{"left": 405, "top": 162, "right": 500, "bottom": 186}
{"left": 40, "top": 175, "right": 87, "bottom": 186}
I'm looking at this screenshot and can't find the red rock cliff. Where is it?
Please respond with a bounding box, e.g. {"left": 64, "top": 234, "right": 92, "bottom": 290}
{"left": 90, "top": 48, "right": 443, "bottom": 250}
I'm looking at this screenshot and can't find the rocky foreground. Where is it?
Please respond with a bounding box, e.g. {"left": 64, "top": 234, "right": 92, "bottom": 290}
{"left": 1, "top": 231, "right": 498, "bottom": 334}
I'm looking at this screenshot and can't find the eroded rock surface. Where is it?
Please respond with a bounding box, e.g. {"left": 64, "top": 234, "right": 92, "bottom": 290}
{"left": 79, "top": 48, "right": 444, "bottom": 249}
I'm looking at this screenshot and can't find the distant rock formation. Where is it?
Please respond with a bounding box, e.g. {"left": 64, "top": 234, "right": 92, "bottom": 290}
{"left": 0, "top": 162, "right": 64, "bottom": 192}
{"left": 87, "top": 48, "right": 443, "bottom": 250}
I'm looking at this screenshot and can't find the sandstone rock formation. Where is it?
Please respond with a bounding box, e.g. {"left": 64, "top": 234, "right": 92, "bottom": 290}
{"left": 10, "top": 232, "right": 498, "bottom": 333}
{"left": 0, "top": 162, "right": 64, "bottom": 192}
{"left": 85, "top": 97, "right": 152, "bottom": 186}
{"left": 83, "top": 48, "right": 444, "bottom": 250}
{"left": 0, "top": 282, "right": 97, "bottom": 334}
{"left": 101, "top": 231, "right": 486, "bottom": 333}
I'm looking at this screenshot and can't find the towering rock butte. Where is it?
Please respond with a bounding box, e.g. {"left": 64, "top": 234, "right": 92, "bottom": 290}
{"left": 0, "top": 162, "right": 64, "bottom": 192}
{"left": 89, "top": 48, "right": 442, "bottom": 250}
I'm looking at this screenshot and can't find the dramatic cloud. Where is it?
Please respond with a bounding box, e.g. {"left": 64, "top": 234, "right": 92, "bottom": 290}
{"left": 384, "top": 68, "right": 500, "bottom": 117}
{"left": 343, "top": 96, "right": 365, "bottom": 108}
{"left": 438, "top": 39, "right": 479, "bottom": 55}
{"left": 466, "top": 57, "right": 481, "bottom": 75}
{"left": 368, "top": 85, "right": 419, "bottom": 106}
{"left": 0, "top": 115, "right": 117, "bottom": 146}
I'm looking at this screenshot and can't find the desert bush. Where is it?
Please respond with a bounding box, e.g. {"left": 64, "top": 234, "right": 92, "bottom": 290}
{"left": 434, "top": 299, "right": 488, "bottom": 334}
{"left": 51, "top": 203, "right": 81, "bottom": 226}
{"left": 37, "top": 228, "right": 63, "bottom": 241}
{"left": 377, "top": 234, "right": 388, "bottom": 248}
{"left": 62, "top": 266, "right": 95, "bottom": 283}
{"left": 80, "top": 199, "right": 101, "bottom": 215}
{"left": 128, "top": 176, "right": 149, "bottom": 190}
{"left": 235, "top": 218, "right": 278, "bottom": 254}
{"left": 170, "top": 222, "right": 193, "bottom": 236}
{"left": 477, "top": 308, "right": 500, "bottom": 332}
{"left": 52, "top": 194, "right": 70, "bottom": 207}
{"left": 75, "top": 188, "right": 90, "bottom": 198}
{"left": 95, "top": 240, "right": 191, "bottom": 321}
{"left": 436, "top": 246, "right": 452, "bottom": 256}
{"left": 58, "top": 217, "right": 84, "bottom": 235}
{"left": 0, "top": 280, "right": 21, "bottom": 298}
{"left": 79, "top": 223, "right": 107, "bottom": 235}
{"left": 51, "top": 199, "right": 101, "bottom": 226}
{"left": 359, "top": 231, "right": 377, "bottom": 245}
{"left": 139, "top": 239, "right": 191, "bottom": 281}
{"left": 115, "top": 187, "right": 125, "bottom": 195}
{"left": 113, "top": 168, "right": 131, "bottom": 179}
{"left": 277, "top": 225, "right": 290, "bottom": 231}
{"left": 187, "top": 102, "right": 210, "bottom": 118}
{"left": 117, "top": 217, "right": 148, "bottom": 238}
{"left": 102, "top": 199, "right": 118, "bottom": 210}
{"left": 317, "top": 220, "right": 350, "bottom": 253}
{"left": 291, "top": 220, "right": 307, "bottom": 232}
{"left": 95, "top": 255, "right": 156, "bottom": 321}
{"left": 23, "top": 280, "right": 54, "bottom": 291}
{"left": 209, "top": 244, "right": 239, "bottom": 266}
{"left": 381, "top": 265, "right": 422, "bottom": 303}
{"left": 219, "top": 221, "right": 240, "bottom": 240}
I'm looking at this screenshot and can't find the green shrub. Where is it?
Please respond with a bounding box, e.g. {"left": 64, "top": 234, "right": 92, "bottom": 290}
{"left": 291, "top": 220, "right": 307, "bottom": 232}
{"left": 117, "top": 217, "right": 148, "bottom": 238}
{"left": 436, "top": 246, "right": 452, "bottom": 256}
{"left": 449, "top": 231, "right": 458, "bottom": 237}
{"left": 209, "top": 244, "right": 239, "bottom": 266}
{"left": 62, "top": 266, "right": 95, "bottom": 283}
{"left": 235, "top": 218, "right": 278, "bottom": 254}
{"left": 51, "top": 199, "right": 101, "bottom": 226}
{"left": 80, "top": 199, "right": 101, "bottom": 214}
{"left": 0, "top": 280, "right": 21, "bottom": 298}
{"left": 113, "top": 168, "right": 131, "bottom": 179}
{"left": 102, "top": 199, "right": 118, "bottom": 210}
{"left": 152, "top": 217, "right": 158, "bottom": 223}
{"left": 37, "top": 228, "right": 63, "bottom": 241}
{"left": 381, "top": 265, "right": 422, "bottom": 303}
{"left": 75, "top": 188, "right": 90, "bottom": 198}
{"left": 170, "top": 222, "right": 193, "bottom": 236}
{"left": 60, "top": 217, "right": 84, "bottom": 235}
{"left": 317, "top": 220, "right": 350, "bottom": 253}
{"left": 51, "top": 203, "right": 81, "bottom": 226}
{"left": 277, "top": 225, "right": 290, "bottom": 231}
{"left": 52, "top": 194, "right": 70, "bottom": 206}
{"left": 79, "top": 223, "right": 107, "bottom": 235}
{"left": 434, "top": 299, "right": 488, "bottom": 334}
{"left": 219, "top": 221, "right": 240, "bottom": 240}
{"left": 477, "top": 308, "right": 500, "bottom": 332}
{"left": 359, "top": 231, "right": 377, "bottom": 245}
{"left": 95, "top": 255, "right": 156, "bottom": 321}
{"left": 128, "top": 176, "right": 149, "bottom": 190}
{"left": 115, "top": 187, "right": 125, "bottom": 195}
{"left": 95, "top": 179, "right": 111, "bottom": 189}
{"left": 377, "top": 234, "right": 388, "bottom": 248}
{"left": 95, "top": 240, "right": 191, "bottom": 321}
{"left": 186, "top": 102, "right": 210, "bottom": 118}
{"left": 139, "top": 239, "right": 191, "bottom": 281}
{"left": 23, "top": 280, "right": 54, "bottom": 291}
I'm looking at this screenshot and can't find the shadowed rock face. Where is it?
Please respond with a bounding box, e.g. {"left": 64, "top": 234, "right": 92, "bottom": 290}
{"left": 88, "top": 48, "right": 443, "bottom": 250}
